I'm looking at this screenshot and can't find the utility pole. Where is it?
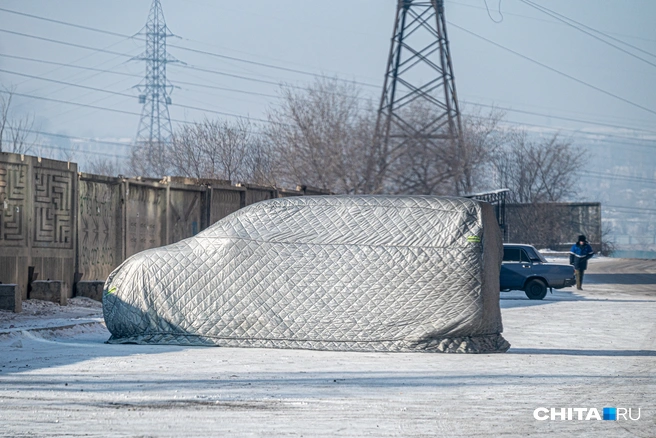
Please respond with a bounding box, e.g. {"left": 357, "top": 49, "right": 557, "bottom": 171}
{"left": 134, "top": 0, "right": 178, "bottom": 150}
{"left": 376, "top": 0, "right": 464, "bottom": 193}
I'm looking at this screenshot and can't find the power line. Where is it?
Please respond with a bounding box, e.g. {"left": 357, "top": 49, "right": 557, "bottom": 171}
{"left": 482, "top": 0, "right": 504, "bottom": 23}
{"left": 519, "top": 0, "right": 656, "bottom": 65}
{"left": 446, "top": 0, "right": 656, "bottom": 44}
{"left": 0, "top": 53, "right": 281, "bottom": 99}
{"left": 0, "top": 89, "right": 143, "bottom": 116}
{"left": 4, "top": 61, "right": 655, "bottom": 151}
{"left": 462, "top": 100, "right": 656, "bottom": 136}
{"left": 605, "top": 204, "right": 656, "bottom": 214}
{"left": 448, "top": 21, "right": 656, "bottom": 118}
{"left": 3, "top": 68, "right": 653, "bottom": 152}
{"left": 0, "top": 7, "right": 380, "bottom": 88}
{"left": 0, "top": 6, "right": 139, "bottom": 40}
{"left": 172, "top": 63, "right": 297, "bottom": 89}
{"left": 0, "top": 27, "right": 315, "bottom": 93}
{"left": 5, "top": 51, "right": 656, "bottom": 138}
{"left": 0, "top": 28, "right": 131, "bottom": 59}
{"left": 5, "top": 52, "right": 656, "bottom": 141}
{"left": 180, "top": 35, "right": 379, "bottom": 84}
{"left": 0, "top": 80, "right": 272, "bottom": 126}
{"left": 465, "top": 114, "right": 656, "bottom": 149}
{"left": 4, "top": 6, "right": 656, "bottom": 121}
{"left": 4, "top": 18, "right": 656, "bottom": 129}
{"left": 167, "top": 43, "right": 380, "bottom": 89}
{"left": 27, "top": 142, "right": 130, "bottom": 159}
{"left": 0, "top": 53, "right": 136, "bottom": 77}
{"left": 24, "top": 130, "right": 135, "bottom": 149}
{"left": 2, "top": 19, "right": 655, "bottom": 149}
{"left": 583, "top": 171, "right": 656, "bottom": 185}
{"left": 0, "top": 68, "right": 136, "bottom": 99}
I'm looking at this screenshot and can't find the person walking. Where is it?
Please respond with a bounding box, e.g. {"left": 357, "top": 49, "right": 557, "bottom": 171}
{"left": 569, "top": 235, "right": 595, "bottom": 290}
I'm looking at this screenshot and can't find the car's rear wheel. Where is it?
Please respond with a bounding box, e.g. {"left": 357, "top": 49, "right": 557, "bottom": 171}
{"left": 524, "top": 279, "right": 547, "bottom": 300}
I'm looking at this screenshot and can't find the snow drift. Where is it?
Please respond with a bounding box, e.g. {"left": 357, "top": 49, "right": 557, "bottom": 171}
{"left": 102, "top": 196, "right": 510, "bottom": 353}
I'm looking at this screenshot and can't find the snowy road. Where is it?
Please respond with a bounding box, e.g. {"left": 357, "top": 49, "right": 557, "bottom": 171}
{"left": 1, "top": 258, "right": 654, "bottom": 437}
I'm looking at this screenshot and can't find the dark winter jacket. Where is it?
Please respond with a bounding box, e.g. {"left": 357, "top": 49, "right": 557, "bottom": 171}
{"left": 569, "top": 243, "right": 594, "bottom": 271}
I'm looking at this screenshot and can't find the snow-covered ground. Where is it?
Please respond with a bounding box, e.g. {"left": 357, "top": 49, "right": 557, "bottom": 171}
{"left": 0, "top": 259, "right": 654, "bottom": 437}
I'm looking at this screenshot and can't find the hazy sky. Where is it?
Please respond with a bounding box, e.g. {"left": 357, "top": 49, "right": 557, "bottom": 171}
{"left": 0, "top": 0, "right": 655, "bottom": 162}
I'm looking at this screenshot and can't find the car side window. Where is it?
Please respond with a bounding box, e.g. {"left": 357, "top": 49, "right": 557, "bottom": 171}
{"left": 503, "top": 248, "right": 532, "bottom": 263}
{"left": 524, "top": 247, "right": 542, "bottom": 262}
{"left": 503, "top": 248, "right": 521, "bottom": 262}
{"left": 520, "top": 250, "right": 530, "bottom": 263}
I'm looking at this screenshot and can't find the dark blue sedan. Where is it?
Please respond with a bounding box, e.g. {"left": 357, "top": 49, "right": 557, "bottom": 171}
{"left": 500, "top": 244, "right": 576, "bottom": 300}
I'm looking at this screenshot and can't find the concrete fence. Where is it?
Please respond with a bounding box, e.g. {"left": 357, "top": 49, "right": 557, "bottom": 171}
{"left": 0, "top": 152, "right": 329, "bottom": 308}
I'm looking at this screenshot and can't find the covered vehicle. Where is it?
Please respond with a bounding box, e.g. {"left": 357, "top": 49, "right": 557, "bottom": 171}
{"left": 500, "top": 244, "right": 575, "bottom": 300}
{"left": 103, "top": 196, "right": 510, "bottom": 353}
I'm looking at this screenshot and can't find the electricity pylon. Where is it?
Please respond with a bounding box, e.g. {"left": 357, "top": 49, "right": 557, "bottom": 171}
{"left": 376, "top": 0, "right": 464, "bottom": 192}
{"left": 134, "top": 0, "right": 178, "bottom": 147}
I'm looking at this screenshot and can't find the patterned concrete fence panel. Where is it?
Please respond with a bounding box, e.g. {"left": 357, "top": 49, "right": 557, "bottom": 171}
{"left": 209, "top": 185, "right": 244, "bottom": 225}
{"left": 125, "top": 180, "right": 167, "bottom": 259}
{"left": 168, "top": 185, "right": 206, "bottom": 244}
{"left": 32, "top": 158, "right": 77, "bottom": 297}
{"left": 0, "top": 153, "right": 29, "bottom": 299}
{"left": 0, "top": 153, "right": 77, "bottom": 300}
{"left": 240, "top": 183, "right": 277, "bottom": 206}
{"left": 77, "top": 173, "right": 123, "bottom": 283}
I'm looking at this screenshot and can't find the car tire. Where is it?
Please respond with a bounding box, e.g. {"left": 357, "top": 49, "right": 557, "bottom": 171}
{"left": 524, "top": 279, "right": 547, "bottom": 300}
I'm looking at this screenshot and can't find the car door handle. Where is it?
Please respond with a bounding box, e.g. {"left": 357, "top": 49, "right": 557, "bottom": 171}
{"left": 522, "top": 264, "right": 531, "bottom": 268}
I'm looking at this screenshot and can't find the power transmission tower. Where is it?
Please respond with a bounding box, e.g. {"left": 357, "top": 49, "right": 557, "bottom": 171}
{"left": 134, "top": 0, "right": 178, "bottom": 149}
{"left": 376, "top": 0, "right": 464, "bottom": 193}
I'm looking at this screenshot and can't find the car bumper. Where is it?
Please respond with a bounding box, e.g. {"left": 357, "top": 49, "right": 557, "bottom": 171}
{"left": 563, "top": 277, "right": 576, "bottom": 287}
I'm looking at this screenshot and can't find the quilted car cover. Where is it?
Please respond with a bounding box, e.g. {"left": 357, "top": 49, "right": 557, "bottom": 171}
{"left": 103, "top": 196, "right": 510, "bottom": 353}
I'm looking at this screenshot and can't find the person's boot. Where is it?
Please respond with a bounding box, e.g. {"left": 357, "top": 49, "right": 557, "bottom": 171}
{"left": 575, "top": 270, "right": 582, "bottom": 290}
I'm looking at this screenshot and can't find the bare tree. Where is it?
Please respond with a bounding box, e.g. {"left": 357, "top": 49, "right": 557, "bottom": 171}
{"left": 129, "top": 141, "right": 172, "bottom": 178}
{"left": 243, "top": 135, "right": 278, "bottom": 186}
{"left": 600, "top": 222, "right": 617, "bottom": 256}
{"left": 129, "top": 118, "right": 269, "bottom": 182}
{"left": 383, "top": 103, "right": 507, "bottom": 196}
{"left": 0, "top": 91, "right": 10, "bottom": 153}
{"left": 506, "top": 203, "right": 569, "bottom": 249}
{"left": 385, "top": 99, "right": 455, "bottom": 195}
{"left": 168, "top": 118, "right": 258, "bottom": 182}
{"left": 85, "top": 157, "right": 125, "bottom": 177}
{"left": 494, "top": 131, "right": 587, "bottom": 249}
{"left": 493, "top": 131, "right": 583, "bottom": 203}
{"left": 1, "top": 88, "right": 37, "bottom": 154}
{"left": 454, "top": 108, "right": 507, "bottom": 195}
{"left": 266, "top": 77, "right": 380, "bottom": 194}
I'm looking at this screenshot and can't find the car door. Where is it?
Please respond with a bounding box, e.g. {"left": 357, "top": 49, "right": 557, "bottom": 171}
{"left": 522, "top": 246, "right": 550, "bottom": 282}
{"left": 500, "top": 247, "right": 532, "bottom": 290}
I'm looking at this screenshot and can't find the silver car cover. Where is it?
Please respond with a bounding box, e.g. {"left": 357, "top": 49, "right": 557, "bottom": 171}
{"left": 103, "top": 196, "right": 510, "bottom": 353}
